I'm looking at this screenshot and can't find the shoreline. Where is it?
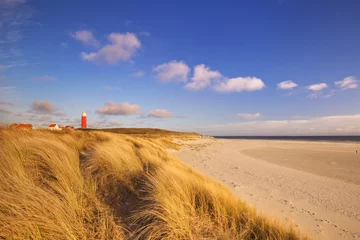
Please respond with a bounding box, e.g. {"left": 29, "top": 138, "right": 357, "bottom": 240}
{"left": 213, "top": 136, "right": 360, "bottom": 144}
{"left": 172, "top": 138, "right": 360, "bottom": 240}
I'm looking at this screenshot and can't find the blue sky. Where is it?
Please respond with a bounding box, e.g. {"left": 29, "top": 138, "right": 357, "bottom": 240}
{"left": 1, "top": 0, "right": 360, "bottom": 135}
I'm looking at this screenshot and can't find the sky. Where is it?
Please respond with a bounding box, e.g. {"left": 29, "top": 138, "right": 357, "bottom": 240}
{"left": 1, "top": 0, "right": 360, "bottom": 135}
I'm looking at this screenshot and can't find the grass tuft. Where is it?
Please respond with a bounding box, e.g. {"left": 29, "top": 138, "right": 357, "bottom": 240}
{"left": 0, "top": 129, "right": 308, "bottom": 239}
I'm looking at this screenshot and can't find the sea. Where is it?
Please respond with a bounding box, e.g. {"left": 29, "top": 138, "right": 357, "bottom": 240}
{"left": 213, "top": 136, "right": 360, "bottom": 142}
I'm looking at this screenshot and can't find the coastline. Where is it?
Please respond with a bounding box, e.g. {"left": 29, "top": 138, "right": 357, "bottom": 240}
{"left": 213, "top": 136, "right": 360, "bottom": 143}
{"left": 172, "top": 137, "right": 360, "bottom": 240}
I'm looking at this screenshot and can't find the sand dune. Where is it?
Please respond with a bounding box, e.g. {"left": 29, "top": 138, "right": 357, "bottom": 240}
{"left": 0, "top": 129, "right": 305, "bottom": 239}
{"left": 173, "top": 138, "right": 360, "bottom": 240}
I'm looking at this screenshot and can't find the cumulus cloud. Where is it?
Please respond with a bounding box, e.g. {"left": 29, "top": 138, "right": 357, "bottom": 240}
{"left": 29, "top": 100, "right": 66, "bottom": 116}
{"left": 214, "top": 77, "right": 265, "bottom": 93}
{"left": 81, "top": 33, "right": 141, "bottom": 64}
{"left": 199, "top": 114, "right": 360, "bottom": 136}
{"left": 33, "top": 75, "right": 56, "bottom": 81}
{"left": 71, "top": 30, "right": 100, "bottom": 48}
{"left": 96, "top": 101, "right": 140, "bottom": 115}
{"left": 277, "top": 80, "right": 298, "bottom": 90}
{"left": 148, "top": 109, "right": 173, "bottom": 118}
{"left": 153, "top": 60, "right": 190, "bottom": 82}
{"left": 306, "top": 83, "right": 330, "bottom": 98}
{"left": 335, "top": 76, "right": 358, "bottom": 90}
{"left": 237, "top": 113, "right": 262, "bottom": 120}
{"left": 307, "top": 83, "right": 327, "bottom": 91}
{"left": 30, "top": 100, "right": 57, "bottom": 114}
{"left": 132, "top": 71, "right": 144, "bottom": 77}
{"left": 185, "top": 64, "right": 222, "bottom": 90}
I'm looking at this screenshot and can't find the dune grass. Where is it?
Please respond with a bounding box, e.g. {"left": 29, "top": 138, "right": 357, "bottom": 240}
{"left": 0, "top": 129, "right": 307, "bottom": 239}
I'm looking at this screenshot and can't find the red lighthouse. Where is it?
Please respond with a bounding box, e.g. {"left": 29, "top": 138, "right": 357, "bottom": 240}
{"left": 81, "top": 111, "right": 87, "bottom": 128}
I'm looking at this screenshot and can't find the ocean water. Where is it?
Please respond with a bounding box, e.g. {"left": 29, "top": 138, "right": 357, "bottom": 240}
{"left": 213, "top": 136, "right": 360, "bottom": 142}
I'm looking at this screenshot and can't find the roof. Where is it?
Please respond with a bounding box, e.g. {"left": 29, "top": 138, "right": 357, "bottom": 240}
{"left": 49, "top": 124, "right": 57, "bottom": 127}
{"left": 18, "top": 124, "right": 33, "bottom": 129}
{"left": 65, "top": 125, "right": 74, "bottom": 128}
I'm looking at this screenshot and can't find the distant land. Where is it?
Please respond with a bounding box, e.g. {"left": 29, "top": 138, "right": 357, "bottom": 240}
{"left": 214, "top": 136, "right": 360, "bottom": 142}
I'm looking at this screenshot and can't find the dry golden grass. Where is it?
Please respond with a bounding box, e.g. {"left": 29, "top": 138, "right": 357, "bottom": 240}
{"left": 0, "top": 129, "right": 307, "bottom": 239}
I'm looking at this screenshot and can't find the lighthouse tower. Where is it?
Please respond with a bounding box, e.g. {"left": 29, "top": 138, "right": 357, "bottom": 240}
{"left": 81, "top": 111, "right": 87, "bottom": 128}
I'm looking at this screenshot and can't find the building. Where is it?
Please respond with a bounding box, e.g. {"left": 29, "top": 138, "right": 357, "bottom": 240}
{"left": 81, "top": 111, "right": 87, "bottom": 128}
{"left": 65, "top": 125, "right": 74, "bottom": 130}
{"left": 9, "top": 123, "right": 19, "bottom": 128}
{"left": 18, "top": 124, "right": 33, "bottom": 129}
{"left": 48, "top": 123, "right": 61, "bottom": 130}
{"left": 9, "top": 123, "right": 33, "bottom": 129}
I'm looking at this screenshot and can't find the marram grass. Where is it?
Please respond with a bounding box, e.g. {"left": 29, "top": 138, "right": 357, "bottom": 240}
{"left": 0, "top": 129, "right": 308, "bottom": 239}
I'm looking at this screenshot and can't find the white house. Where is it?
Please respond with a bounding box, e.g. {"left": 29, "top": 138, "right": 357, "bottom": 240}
{"left": 48, "top": 123, "right": 61, "bottom": 130}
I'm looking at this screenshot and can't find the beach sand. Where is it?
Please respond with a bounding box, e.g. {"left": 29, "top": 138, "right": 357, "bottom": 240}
{"left": 172, "top": 138, "right": 360, "bottom": 240}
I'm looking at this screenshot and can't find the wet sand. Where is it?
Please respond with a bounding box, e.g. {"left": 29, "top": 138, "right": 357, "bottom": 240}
{"left": 172, "top": 138, "right": 360, "bottom": 240}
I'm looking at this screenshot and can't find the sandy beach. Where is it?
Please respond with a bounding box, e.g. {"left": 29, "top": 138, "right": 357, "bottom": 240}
{"left": 172, "top": 138, "right": 360, "bottom": 240}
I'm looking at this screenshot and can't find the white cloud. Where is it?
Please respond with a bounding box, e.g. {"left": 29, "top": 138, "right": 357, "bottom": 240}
{"left": 132, "top": 71, "right": 144, "bottom": 77}
{"left": 214, "top": 77, "right": 265, "bottom": 93}
{"left": 96, "top": 101, "right": 140, "bottom": 115}
{"left": 30, "top": 100, "right": 57, "bottom": 114}
{"left": 237, "top": 113, "right": 262, "bottom": 120}
{"left": 153, "top": 60, "right": 190, "bottom": 82}
{"left": 277, "top": 80, "right": 298, "bottom": 90}
{"left": 307, "top": 83, "right": 327, "bottom": 91}
{"left": 70, "top": 30, "right": 100, "bottom": 48}
{"left": 335, "top": 76, "right": 358, "bottom": 90}
{"left": 81, "top": 33, "right": 141, "bottom": 64}
{"left": 306, "top": 83, "right": 330, "bottom": 98}
{"left": 199, "top": 114, "right": 360, "bottom": 136}
{"left": 28, "top": 100, "right": 65, "bottom": 116}
{"left": 185, "top": 64, "right": 222, "bottom": 90}
{"left": 148, "top": 109, "right": 173, "bottom": 118}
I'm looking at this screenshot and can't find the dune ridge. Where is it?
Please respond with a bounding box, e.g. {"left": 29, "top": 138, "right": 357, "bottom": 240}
{"left": 0, "top": 129, "right": 306, "bottom": 239}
